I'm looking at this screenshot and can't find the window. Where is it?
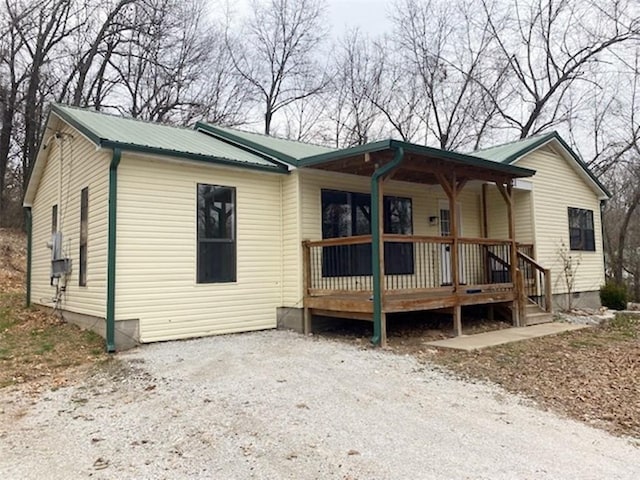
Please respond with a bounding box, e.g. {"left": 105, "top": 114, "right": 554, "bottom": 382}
{"left": 197, "top": 184, "right": 236, "bottom": 283}
{"left": 568, "top": 207, "right": 595, "bottom": 251}
{"left": 51, "top": 205, "right": 58, "bottom": 234}
{"left": 79, "top": 188, "right": 88, "bottom": 286}
{"left": 321, "top": 189, "right": 413, "bottom": 276}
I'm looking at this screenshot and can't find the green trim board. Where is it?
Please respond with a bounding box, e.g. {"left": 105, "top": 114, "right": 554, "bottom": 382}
{"left": 50, "top": 104, "right": 289, "bottom": 173}
{"left": 196, "top": 122, "right": 334, "bottom": 165}
{"left": 25, "top": 207, "right": 32, "bottom": 307}
{"left": 106, "top": 148, "right": 121, "bottom": 353}
{"left": 298, "top": 139, "right": 536, "bottom": 178}
{"left": 473, "top": 131, "right": 610, "bottom": 198}
{"left": 370, "top": 147, "right": 405, "bottom": 346}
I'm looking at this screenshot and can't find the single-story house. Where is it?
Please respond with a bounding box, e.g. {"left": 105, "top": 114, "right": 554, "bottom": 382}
{"left": 23, "top": 104, "right": 609, "bottom": 350}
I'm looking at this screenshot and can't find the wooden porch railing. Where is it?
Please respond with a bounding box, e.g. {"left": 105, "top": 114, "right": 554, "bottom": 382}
{"left": 517, "top": 250, "right": 552, "bottom": 312}
{"left": 302, "top": 235, "right": 515, "bottom": 295}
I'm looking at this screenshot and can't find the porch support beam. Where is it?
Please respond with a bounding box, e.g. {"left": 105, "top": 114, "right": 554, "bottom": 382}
{"left": 497, "top": 182, "right": 521, "bottom": 327}
{"left": 481, "top": 183, "right": 489, "bottom": 238}
{"left": 370, "top": 147, "right": 404, "bottom": 347}
{"left": 437, "top": 170, "right": 464, "bottom": 336}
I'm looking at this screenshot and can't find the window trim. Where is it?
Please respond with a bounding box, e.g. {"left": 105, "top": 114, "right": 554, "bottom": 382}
{"left": 568, "top": 207, "right": 595, "bottom": 252}
{"left": 79, "top": 187, "right": 88, "bottom": 286}
{"left": 196, "top": 183, "right": 237, "bottom": 284}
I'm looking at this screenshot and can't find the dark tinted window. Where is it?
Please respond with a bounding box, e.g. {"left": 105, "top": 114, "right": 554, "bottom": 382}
{"left": 197, "top": 184, "right": 236, "bottom": 283}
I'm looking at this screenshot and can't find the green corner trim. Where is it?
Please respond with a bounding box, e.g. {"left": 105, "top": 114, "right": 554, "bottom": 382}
{"left": 25, "top": 207, "right": 32, "bottom": 307}
{"left": 106, "top": 148, "right": 121, "bottom": 353}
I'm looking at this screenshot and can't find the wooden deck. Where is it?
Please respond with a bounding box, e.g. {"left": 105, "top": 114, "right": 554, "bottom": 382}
{"left": 305, "top": 284, "right": 516, "bottom": 322}
{"left": 302, "top": 235, "right": 551, "bottom": 343}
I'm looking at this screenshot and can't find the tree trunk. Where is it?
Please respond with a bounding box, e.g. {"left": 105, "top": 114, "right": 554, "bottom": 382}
{"left": 614, "top": 190, "right": 640, "bottom": 284}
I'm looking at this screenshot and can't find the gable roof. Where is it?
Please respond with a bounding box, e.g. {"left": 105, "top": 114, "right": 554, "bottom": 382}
{"left": 49, "top": 104, "right": 289, "bottom": 172}
{"left": 195, "top": 123, "right": 334, "bottom": 166}
{"left": 23, "top": 105, "right": 290, "bottom": 207}
{"left": 473, "top": 131, "right": 610, "bottom": 199}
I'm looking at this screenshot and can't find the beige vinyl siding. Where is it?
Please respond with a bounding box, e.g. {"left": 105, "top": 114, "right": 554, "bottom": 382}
{"left": 517, "top": 146, "right": 605, "bottom": 294}
{"left": 281, "top": 171, "right": 303, "bottom": 307}
{"left": 116, "top": 154, "right": 283, "bottom": 342}
{"left": 485, "top": 187, "right": 534, "bottom": 243}
{"left": 30, "top": 124, "right": 110, "bottom": 317}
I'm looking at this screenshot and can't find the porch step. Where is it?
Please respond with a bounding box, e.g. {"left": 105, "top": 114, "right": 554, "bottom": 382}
{"left": 495, "top": 302, "right": 554, "bottom": 326}
{"left": 525, "top": 303, "right": 553, "bottom": 326}
{"left": 526, "top": 311, "right": 554, "bottom": 326}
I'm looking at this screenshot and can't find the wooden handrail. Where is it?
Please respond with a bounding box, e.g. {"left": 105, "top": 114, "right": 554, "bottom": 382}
{"left": 304, "top": 234, "right": 514, "bottom": 247}
{"left": 304, "top": 235, "right": 373, "bottom": 247}
{"left": 517, "top": 250, "right": 552, "bottom": 313}
{"left": 517, "top": 251, "right": 546, "bottom": 272}
{"left": 487, "top": 250, "right": 510, "bottom": 269}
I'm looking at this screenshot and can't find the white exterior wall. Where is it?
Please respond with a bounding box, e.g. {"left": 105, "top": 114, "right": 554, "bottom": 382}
{"left": 30, "top": 124, "right": 110, "bottom": 317}
{"left": 517, "top": 146, "right": 605, "bottom": 294}
{"left": 115, "top": 154, "right": 284, "bottom": 342}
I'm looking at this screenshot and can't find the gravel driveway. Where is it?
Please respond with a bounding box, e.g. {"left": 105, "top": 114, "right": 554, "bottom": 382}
{"left": 1, "top": 330, "right": 639, "bottom": 479}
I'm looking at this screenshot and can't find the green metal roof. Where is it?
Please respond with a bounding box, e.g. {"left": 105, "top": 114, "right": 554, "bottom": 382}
{"left": 298, "top": 139, "right": 537, "bottom": 177}
{"left": 51, "top": 104, "right": 288, "bottom": 172}
{"left": 472, "top": 133, "right": 554, "bottom": 164}
{"left": 472, "top": 131, "right": 610, "bottom": 198}
{"left": 196, "top": 123, "right": 334, "bottom": 165}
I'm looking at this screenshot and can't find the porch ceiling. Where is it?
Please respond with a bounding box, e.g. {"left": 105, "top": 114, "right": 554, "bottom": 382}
{"left": 297, "top": 139, "right": 536, "bottom": 185}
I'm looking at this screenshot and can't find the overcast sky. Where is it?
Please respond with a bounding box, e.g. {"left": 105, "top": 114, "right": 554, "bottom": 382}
{"left": 325, "top": 0, "right": 392, "bottom": 36}
{"left": 227, "top": 0, "right": 394, "bottom": 37}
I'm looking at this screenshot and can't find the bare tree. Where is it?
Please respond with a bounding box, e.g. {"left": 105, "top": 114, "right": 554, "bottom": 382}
{"left": 481, "top": 0, "right": 640, "bottom": 139}
{"left": 226, "top": 0, "right": 329, "bottom": 135}
{"left": 326, "top": 30, "right": 387, "bottom": 147}
{"left": 390, "top": 0, "right": 506, "bottom": 150}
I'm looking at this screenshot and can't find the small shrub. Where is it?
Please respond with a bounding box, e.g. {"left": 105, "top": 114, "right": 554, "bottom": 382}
{"left": 600, "top": 283, "right": 628, "bottom": 310}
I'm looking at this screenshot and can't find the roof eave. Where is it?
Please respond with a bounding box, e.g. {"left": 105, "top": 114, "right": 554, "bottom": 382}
{"left": 392, "top": 139, "right": 536, "bottom": 178}
{"left": 298, "top": 138, "right": 535, "bottom": 178}
{"left": 100, "top": 140, "right": 289, "bottom": 174}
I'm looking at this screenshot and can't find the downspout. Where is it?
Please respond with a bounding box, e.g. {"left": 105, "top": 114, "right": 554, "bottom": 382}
{"left": 106, "top": 148, "right": 121, "bottom": 353}
{"left": 25, "top": 207, "right": 32, "bottom": 307}
{"left": 370, "top": 146, "right": 404, "bottom": 345}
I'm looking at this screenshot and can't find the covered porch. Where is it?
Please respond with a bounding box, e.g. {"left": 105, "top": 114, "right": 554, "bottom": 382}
{"left": 298, "top": 140, "right": 551, "bottom": 346}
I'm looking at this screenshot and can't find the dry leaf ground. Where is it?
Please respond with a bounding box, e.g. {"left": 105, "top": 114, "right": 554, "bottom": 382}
{"left": 0, "top": 228, "right": 106, "bottom": 389}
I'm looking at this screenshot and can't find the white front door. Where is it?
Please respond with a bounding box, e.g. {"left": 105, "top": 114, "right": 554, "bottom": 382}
{"left": 439, "top": 200, "right": 464, "bottom": 285}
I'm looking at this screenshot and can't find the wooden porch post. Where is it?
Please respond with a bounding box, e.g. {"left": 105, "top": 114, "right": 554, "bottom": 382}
{"left": 436, "top": 171, "right": 463, "bottom": 336}
{"left": 497, "top": 181, "right": 521, "bottom": 327}
{"left": 481, "top": 183, "right": 489, "bottom": 238}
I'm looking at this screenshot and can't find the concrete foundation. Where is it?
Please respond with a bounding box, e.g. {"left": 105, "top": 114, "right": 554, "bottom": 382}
{"left": 277, "top": 307, "right": 305, "bottom": 332}
{"left": 36, "top": 305, "right": 140, "bottom": 351}
{"left": 552, "top": 290, "right": 601, "bottom": 311}
{"left": 277, "top": 307, "right": 358, "bottom": 334}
